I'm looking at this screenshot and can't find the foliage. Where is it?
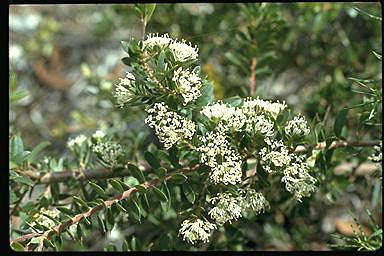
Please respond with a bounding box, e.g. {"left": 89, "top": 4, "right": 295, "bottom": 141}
{"left": 9, "top": 3, "right": 382, "bottom": 252}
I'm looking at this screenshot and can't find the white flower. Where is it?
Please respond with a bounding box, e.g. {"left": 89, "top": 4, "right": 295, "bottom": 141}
{"left": 92, "top": 141, "right": 123, "bottom": 167}
{"left": 113, "top": 72, "right": 135, "bottom": 108}
{"left": 179, "top": 219, "right": 216, "bottom": 244}
{"left": 244, "top": 114, "right": 274, "bottom": 137}
{"left": 242, "top": 97, "right": 286, "bottom": 119}
{"left": 281, "top": 161, "right": 317, "bottom": 202}
{"left": 145, "top": 102, "right": 196, "bottom": 149}
{"left": 201, "top": 102, "right": 246, "bottom": 130}
{"left": 143, "top": 33, "right": 172, "bottom": 49}
{"left": 208, "top": 192, "right": 243, "bottom": 225}
{"left": 197, "top": 129, "right": 243, "bottom": 185}
{"left": 172, "top": 67, "right": 202, "bottom": 105}
{"left": 259, "top": 140, "right": 291, "bottom": 173}
{"left": 92, "top": 130, "right": 106, "bottom": 140}
{"left": 240, "top": 189, "right": 270, "bottom": 214}
{"left": 30, "top": 208, "right": 60, "bottom": 231}
{"left": 285, "top": 115, "right": 310, "bottom": 137}
{"left": 368, "top": 141, "right": 382, "bottom": 163}
{"left": 67, "top": 134, "right": 88, "bottom": 150}
{"left": 169, "top": 39, "right": 199, "bottom": 62}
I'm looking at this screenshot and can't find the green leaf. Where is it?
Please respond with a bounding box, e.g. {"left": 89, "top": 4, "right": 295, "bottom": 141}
{"left": 109, "top": 179, "right": 124, "bottom": 193}
{"left": 182, "top": 182, "right": 196, "bottom": 204}
{"left": 169, "top": 146, "right": 180, "bottom": 168}
{"left": 97, "top": 214, "right": 107, "bottom": 233}
{"left": 11, "top": 135, "right": 24, "bottom": 158}
{"left": 26, "top": 141, "right": 51, "bottom": 164}
{"left": 169, "top": 173, "right": 187, "bottom": 184}
{"left": 152, "top": 186, "right": 168, "bottom": 202}
{"left": 128, "top": 164, "right": 146, "bottom": 183}
{"left": 135, "top": 184, "right": 147, "bottom": 194}
{"left": 10, "top": 241, "right": 24, "bottom": 251}
{"left": 144, "top": 4, "right": 156, "bottom": 21}
{"left": 122, "top": 240, "right": 130, "bottom": 251}
{"left": 334, "top": 108, "right": 349, "bottom": 138}
{"left": 128, "top": 199, "right": 141, "bottom": 220}
{"left": 11, "top": 173, "right": 34, "bottom": 186}
{"left": 115, "top": 202, "right": 127, "bottom": 213}
{"left": 131, "top": 236, "right": 138, "bottom": 251}
{"left": 144, "top": 151, "right": 160, "bottom": 169}
{"left": 73, "top": 196, "right": 89, "bottom": 209}
{"left": 157, "top": 50, "right": 166, "bottom": 71}
{"left": 121, "top": 41, "right": 130, "bottom": 54}
{"left": 89, "top": 182, "right": 106, "bottom": 198}
{"left": 154, "top": 167, "right": 167, "bottom": 178}
{"left": 56, "top": 206, "right": 74, "bottom": 216}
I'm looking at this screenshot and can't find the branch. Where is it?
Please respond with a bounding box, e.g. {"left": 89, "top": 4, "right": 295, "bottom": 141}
{"left": 10, "top": 164, "right": 203, "bottom": 249}
{"left": 249, "top": 57, "right": 257, "bottom": 97}
{"left": 293, "top": 140, "right": 381, "bottom": 153}
{"left": 16, "top": 140, "right": 380, "bottom": 185}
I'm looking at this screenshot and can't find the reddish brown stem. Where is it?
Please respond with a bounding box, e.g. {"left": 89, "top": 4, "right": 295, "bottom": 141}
{"left": 249, "top": 57, "right": 257, "bottom": 97}
{"left": 10, "top": 164, "right": 202, "bottom": 249}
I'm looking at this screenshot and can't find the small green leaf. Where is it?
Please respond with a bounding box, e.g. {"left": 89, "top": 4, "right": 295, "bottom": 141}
{"left": 169, "top": 146, "right": 180, "bottom": 168}
{"left": 128, "top": 164, "right": 146, "bottom": 183}
{"left": 122, "top": 240, "right": 130, "bottom": 251}
{"left": 10, "top": 241, "right": 24, "bottom": 251}
{"left": 182, "top": 182, "right": 196, "bottom": 204}
{"left": 154, "top": 167, "right": 167, "bottom": 178}
{"left": 109, "top": 179, "right": 124, "bottom": 193}
{"left": 144, "top": 4, "right": 156, "bottom": 21}
{"left": 97, "top": 214, "right": 107, "bottom": 233}
{"left": 26, "top": 141, "right": 51, "bottom": 164}
{"left": 73, "top": 196, "right": 89, "bottom": 209}
{"left": 11, "top": 135, "right": 24, "bottom": 158}
{"left": 121, "top": 41, "right": 130, "bottom": 53}
{"left": 334, "top": 108, "right": 349, "bottom": 138}
{"left": 144, "top": 151, "right": 160, "bottom": 169}
{"left": 135, "top": 184, "right": 147, "bottom": 194}
{"left": 169, "top": 173, "right": 187, "bottom": 184}
{"left": 157, "top": 50, "right": 166, "bottom": 71}
{"left": 56, "top": 206, "right": 74, "bottom": 216}
{"left": 115, "top": 202, "right": 127, "bottom": 213}
{"left": 152, "top": 186, "right": 168, "bottom": 202}
{"left": 89, "top": 182, "right": 106, "bottom": 198}
{"left": 131, "top": 236, "right": 138, "bottom": 251}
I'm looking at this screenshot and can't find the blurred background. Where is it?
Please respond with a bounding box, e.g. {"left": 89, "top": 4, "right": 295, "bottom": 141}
{"left": 9, "top": 3, "right": 382, "bottom": 250}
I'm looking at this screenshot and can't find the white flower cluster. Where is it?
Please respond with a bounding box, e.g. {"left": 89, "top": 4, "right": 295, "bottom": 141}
{"left": 92, "top": 130, "right": 106, "bottom": 141}
{"left": 172, "top": 67, "right": 202, "bottom": 105}
{"left": 143, "top": 33, "right": 172, "bottom": 49}
{"left": 179, "top": 219, "right": 217, "bottom": 244}
{"left": 113, "top": 72, "right": 135, "bottom": 108}
{"left": 169, "top": 39, "right": 199, "bottom": 62}
{"left": 242, "top": 97, "right": 287, "bottom": 119}
{"left": 208, "top": 192, "right": 243, "bottom": 225}
{"left": 208, "top": 189, "right": 269, "bottom": 226}
{"left": 67, "top": 134, "right": 88, "bottom": 151}
{"left": 259, "top": 140, "right": 291, "bottom": 173}
{"left": 92, "top": 141, "right": 123, "bottom": 168}
{"left": 197, "top": 128, "right": 242, "bottom": 185}
{"left": 201, "top": 101, "right": 246, "bottom": 131}
{"left": 30, "top": 208, "right": 60, "bottom": 231}
{"left": 368, "top": 141, "right": 382, "bottom": 163}
{"left": 143, "top": 33, "right": 198, "bottom": 62}
{"left": 285, "top": 115, "right": 310, "bottom": 137}
{"left": 145, "top": 102, "right": 196, "bottom": 149}
{"left": 241, "top": 188, "right": 270, "bottom": 214}
{"left": 281, "top": 156, "right": 317, "bottom": 202}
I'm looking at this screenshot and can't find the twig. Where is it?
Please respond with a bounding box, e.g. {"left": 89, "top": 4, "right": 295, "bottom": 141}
{"left": 14, "top": 140, "right": 380, "bottom": 185}
{"left": 249, "top": 57, "right": 257, "bottom": 96}
{"left": 10, "top": 164, "right": 202, "bottom": 249}
{"left": 293, "top": 140, "right": 381, "bottom": 153}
